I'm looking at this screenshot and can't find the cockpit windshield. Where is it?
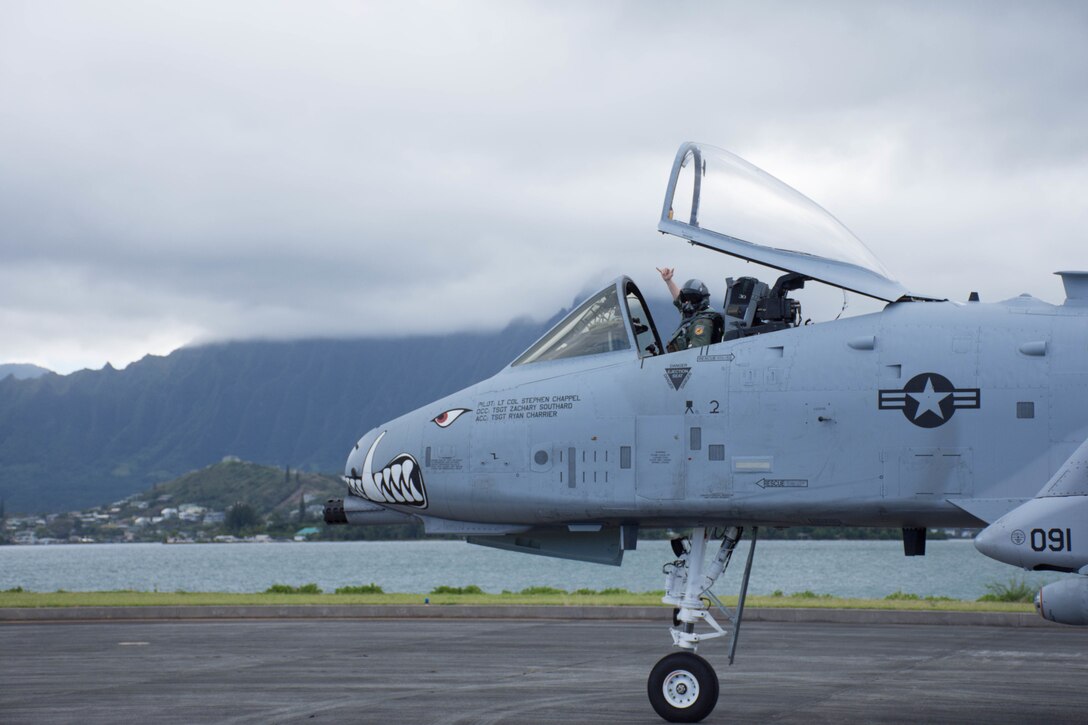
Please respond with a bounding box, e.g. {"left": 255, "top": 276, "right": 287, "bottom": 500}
{"left": 513, "top": 286, "right": 630, "bottom": 366}
{"left": 659, "top": 143, "right": 911, "bottom": 302}
{"left": 511, "top": 279, "right": 662, "bottom": 366}
{"left": 512, "top": 285, "right": 630, "bottom": 366}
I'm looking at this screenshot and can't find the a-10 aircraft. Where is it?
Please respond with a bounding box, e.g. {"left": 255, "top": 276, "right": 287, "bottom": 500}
{"left": 325, "top": 142, "right": 1088, "bottom": 723}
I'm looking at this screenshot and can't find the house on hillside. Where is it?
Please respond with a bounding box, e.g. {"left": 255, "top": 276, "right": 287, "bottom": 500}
{"left": 294, "top": 527, "right": 320, "bottom": 542}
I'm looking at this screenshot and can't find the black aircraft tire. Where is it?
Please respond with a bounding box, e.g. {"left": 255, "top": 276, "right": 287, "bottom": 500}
{"left": 647, "top": 652, "right": 719, "bottom": 723}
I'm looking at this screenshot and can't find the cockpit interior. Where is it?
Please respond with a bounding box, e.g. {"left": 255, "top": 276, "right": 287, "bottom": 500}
{"left": 510, "top": 269, "right": 810, "bottom": 368}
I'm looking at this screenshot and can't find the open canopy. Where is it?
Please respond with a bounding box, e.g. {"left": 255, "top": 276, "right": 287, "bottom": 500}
{"left": 658, "top": 142, "right": 911, "bottom": 302}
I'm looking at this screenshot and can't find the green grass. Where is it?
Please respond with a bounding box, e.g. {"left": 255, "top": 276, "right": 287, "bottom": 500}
{"left": 265, "top": 583, "right": 322, "bottom": 594}
{"left": 430, "top": 585, "right": 484, "bottom": 595}
{"left": 977, "top": 577, "right": 1036, "bottom": 603}
{"left": 0, "top": 589, "right": 1035, "bottom": 613}
{"left": 334, "top": 583, "right": 384, "bottom": 595}
{"left": 885, "top": 590, "right": 957, "bottom": 602}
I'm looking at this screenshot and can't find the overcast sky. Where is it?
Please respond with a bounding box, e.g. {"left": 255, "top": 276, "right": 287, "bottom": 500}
{"left": 2, "top": 1, "right": 1086, "bottom": 374}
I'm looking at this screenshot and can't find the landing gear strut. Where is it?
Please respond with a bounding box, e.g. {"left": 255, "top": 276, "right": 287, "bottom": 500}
{"left": 648, "top": 526, "right": 758, "bottom": 723}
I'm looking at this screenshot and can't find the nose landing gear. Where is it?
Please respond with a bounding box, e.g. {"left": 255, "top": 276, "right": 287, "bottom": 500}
{"left": 649, "top": 525, "right": 758, "bottom": 723}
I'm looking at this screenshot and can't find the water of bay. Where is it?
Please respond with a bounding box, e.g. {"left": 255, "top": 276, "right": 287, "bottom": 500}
{"left": 0, "top": 539, "right": 1062, "bottom": 600}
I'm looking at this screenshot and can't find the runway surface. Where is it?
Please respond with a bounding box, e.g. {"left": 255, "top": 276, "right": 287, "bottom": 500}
{"left": 2, "top": 618, "right": 1086, "bottom": 723}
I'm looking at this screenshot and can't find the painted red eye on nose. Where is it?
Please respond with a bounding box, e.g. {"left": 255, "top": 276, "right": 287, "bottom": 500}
{"left": 432, "top": 408, "right": 471, "bottom": 428}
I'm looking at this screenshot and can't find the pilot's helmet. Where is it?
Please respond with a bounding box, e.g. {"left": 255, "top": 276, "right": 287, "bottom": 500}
{"left": 678, "top": 279, "right": 711, "bottom": 311}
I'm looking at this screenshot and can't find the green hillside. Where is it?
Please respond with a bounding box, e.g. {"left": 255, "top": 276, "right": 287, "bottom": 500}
{"left": 2, "top": 458, "right": 426, "bottom": 544}
{"left": 140, "top": 459, "right": 342, "bottom": 514}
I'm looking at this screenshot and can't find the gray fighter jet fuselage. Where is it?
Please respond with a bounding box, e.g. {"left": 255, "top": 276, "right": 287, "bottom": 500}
{"left": 330, "top": 143, "right": 1088, "bottom": 723}
{"left": 346, "top": 288, "right": 1085, "bottom": 532}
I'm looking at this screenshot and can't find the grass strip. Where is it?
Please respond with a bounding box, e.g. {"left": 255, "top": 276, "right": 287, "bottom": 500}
{"left": 0, "top": 590, "right": 1033, "bottom": 614}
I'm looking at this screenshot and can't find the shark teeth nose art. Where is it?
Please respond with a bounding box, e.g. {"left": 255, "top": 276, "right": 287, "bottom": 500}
{"left": 344, "top": 431, "right": 428, "bottom": 508}
{"left": 372, "top": 453, "right": 426, "bottom": 505}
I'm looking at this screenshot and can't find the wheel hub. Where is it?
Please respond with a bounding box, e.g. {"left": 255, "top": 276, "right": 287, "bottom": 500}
{"left": 662, "top": 669, "right": 699, "bottom": 708}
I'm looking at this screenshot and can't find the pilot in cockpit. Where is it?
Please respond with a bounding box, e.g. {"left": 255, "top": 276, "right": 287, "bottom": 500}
{"left": 657, "top": 267, "right": 725, "bottom": 352}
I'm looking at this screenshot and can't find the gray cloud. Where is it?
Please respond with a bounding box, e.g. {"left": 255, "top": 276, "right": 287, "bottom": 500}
{"left": 1, "top": 1, "right": 1086, "bottom": 372}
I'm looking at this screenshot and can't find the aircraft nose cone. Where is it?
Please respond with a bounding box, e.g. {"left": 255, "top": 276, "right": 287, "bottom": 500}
{"left": 345, "top": 427, "right": 381, "bottom": 479}
{"left": 974, "top": 520, "right": 1022, "bottom": 568}
{"left": 973, "top": 523, "right": 1001, "bottom": 558}
{"left": 342, "top": 425, "right": 429, "bottom": 508}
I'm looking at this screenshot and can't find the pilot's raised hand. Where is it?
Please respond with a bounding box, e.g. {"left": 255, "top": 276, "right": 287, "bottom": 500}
{"left": 657, "top": 267, "right": 681, "bottom": 301}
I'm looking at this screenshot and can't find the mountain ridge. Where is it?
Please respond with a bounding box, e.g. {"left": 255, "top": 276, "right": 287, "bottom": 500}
{"left": 0, "top": 316, "right": 558, "bottom": 514}
{"left": 0, "top": 363, "right": 52, "bottom": 381}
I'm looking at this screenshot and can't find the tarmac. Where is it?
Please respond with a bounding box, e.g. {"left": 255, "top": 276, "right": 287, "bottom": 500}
{"left": 2, "top": 608, "right": 1087, "bottom": 723}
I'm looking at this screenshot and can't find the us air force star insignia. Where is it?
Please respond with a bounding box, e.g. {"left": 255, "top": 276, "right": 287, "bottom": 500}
{"left": 878, "top": 372, "right": 980, "bottom": 428}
